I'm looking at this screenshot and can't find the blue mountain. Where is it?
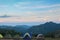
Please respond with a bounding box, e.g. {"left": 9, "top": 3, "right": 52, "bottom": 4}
{"left": 27, "top": 22, "right": 60, "bottom": 35}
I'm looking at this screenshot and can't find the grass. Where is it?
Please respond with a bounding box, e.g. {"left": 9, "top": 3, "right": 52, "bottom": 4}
{"left": 45, "top": 37, "right": 60, "bottom": 40}
{"left": 31, "top": 37, "right": 60, "bottom": 40}
{"left": 0, "top": 37, "right": 60, "bottom": 40}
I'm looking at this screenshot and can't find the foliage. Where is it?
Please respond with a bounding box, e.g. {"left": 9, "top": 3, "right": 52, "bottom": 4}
{"left": 0, "top": 28, "right": 21, "bottom": 37}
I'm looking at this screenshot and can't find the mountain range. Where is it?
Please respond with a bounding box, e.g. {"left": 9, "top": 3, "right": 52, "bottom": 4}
{"left": 0, "top": 22, "right": 60, "bottom": 35}
{"left": 27, "top": 22, "right": 60, "bottom": 35}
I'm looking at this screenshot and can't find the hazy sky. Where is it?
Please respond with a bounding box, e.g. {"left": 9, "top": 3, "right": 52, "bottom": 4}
{"left": 0, "top": 0, "right": 60, "bottom": 23}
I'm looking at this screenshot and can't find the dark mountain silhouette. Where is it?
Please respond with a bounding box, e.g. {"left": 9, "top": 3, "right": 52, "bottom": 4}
{"left": 27, "top": 22, "right": 60, "bottom": 35}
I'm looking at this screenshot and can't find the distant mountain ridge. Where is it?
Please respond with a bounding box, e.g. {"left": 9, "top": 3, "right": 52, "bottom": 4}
{"left": 0, "top": 25, "right": 30, "bottom": 33}
{"left": 27, "top": 22, "right": 60, "bottom": 35}
{"left": 13, "top": 25, "right": 31, "bottom": 33}
{"left": 0, "top": 22, "right": 60, "bottom": 35}
{"left": 0, "top": 22, "right": 44, "bottom": 26}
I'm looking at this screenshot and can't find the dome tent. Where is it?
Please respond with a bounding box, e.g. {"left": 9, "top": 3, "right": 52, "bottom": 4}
{"left": 23, "top": 33, "right": 31, "bottom": 38}
{"left": 0, "top": 34, "right": 3, "bottom": 38}
{"left": 23, "top": 33, "right": 31, "bottom": 40}
{"left": 37, "top": 34, "right": 44, "bottom": 40}
{"left": 37, "top": 34, "right": 43, "bottom": 38}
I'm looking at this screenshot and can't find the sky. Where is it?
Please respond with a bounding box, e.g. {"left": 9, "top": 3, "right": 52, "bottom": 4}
{"left": 0, "top": 0, "right": 60, "bottom": 23}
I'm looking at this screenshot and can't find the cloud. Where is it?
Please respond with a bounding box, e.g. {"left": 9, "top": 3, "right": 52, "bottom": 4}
{"left": 0, "top": 15, "right": 19, "bottom": 18}
{"left": 0, "top": 15, "right": 11, "bottom": 18}
{"left": 33, "top": 4, "right": 60, "bottom": 9}
{"left": 0, "top": 5, "right": 8, "bottom": 8}
{"left": 13, "top": 1, "right": 60, "bottom": 10}
{"left": 0, "top": 1, "right": 60, "bottom": 22}
{"left": 0, "top": 16, "right": 51, "bottom": 22}
{"left": 0, "top": 15, "right": 60, "bottom": 22}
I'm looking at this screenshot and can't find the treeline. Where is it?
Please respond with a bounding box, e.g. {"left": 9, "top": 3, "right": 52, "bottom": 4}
{"left": 45, "top": 30, "right": 60, "bottom": 38}
{"left": 0, "top": 28, "right": 21, "bottom": 38}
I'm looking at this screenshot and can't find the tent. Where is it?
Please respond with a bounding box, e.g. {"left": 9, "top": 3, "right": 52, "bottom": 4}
{"left": 23, "top": 33, "right": 31, "bottom": 40}
{"left": 0, "top": 34, "right": 3, "bottom": 38}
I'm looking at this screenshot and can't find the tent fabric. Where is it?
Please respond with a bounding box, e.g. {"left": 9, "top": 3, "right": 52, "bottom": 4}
{"left": 23, "top": 33, "right": 31, "bottom": 38}
{"left": 23, "top": 33, "right": 31, "bottom": 40}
